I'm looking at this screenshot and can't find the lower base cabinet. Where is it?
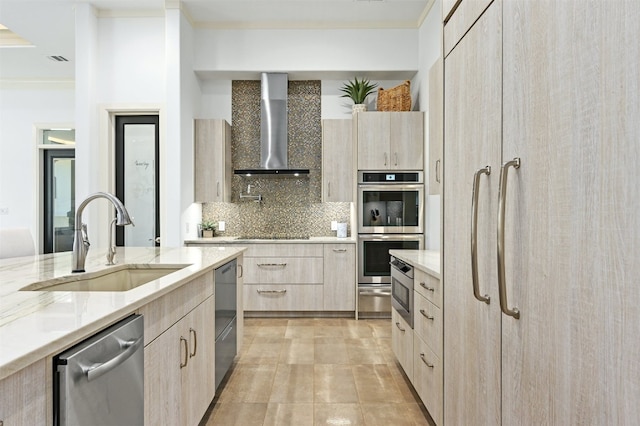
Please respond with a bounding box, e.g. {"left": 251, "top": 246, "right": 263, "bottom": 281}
{"left": 0, "top": 360, "right": 46, "bottom": 425}
{"left": 413, "top": 335, "right": 443, "bottom": 425}
{"left": 144, "top": 294, "right": 215, "bottom": 426}
{"left": 391, "top": 307, "right": 414, "bottom": 382}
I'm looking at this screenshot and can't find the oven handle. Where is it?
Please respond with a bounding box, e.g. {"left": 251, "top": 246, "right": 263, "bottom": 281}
{"left": 359, "top": 288, "right": 392, "bottom": 297}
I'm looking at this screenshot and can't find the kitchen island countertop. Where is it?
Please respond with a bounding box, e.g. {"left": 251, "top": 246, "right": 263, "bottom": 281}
{"left": 0, "top": 246, "right": 245, "bottom": 381}
{"left": 389, "top": 249, "right": 440, "bottom": 279}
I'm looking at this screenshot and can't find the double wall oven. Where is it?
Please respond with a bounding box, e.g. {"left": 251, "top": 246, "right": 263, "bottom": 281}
{"left": 357, "top": 171, "right": 424, "bottom": 318}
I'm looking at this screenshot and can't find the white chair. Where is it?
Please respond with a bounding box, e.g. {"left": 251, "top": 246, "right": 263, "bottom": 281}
{"left": 0, "top": 228, "right": 36, "bottom": 259}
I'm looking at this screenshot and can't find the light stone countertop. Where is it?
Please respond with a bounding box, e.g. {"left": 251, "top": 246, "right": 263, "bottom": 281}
{"left": 0, "top": 246, "right": 245, "bottom": 381}
{"left": 389, "top": 249, "right": 441, "bottom": 279}
{"left": 184, "top": 235, "right": 356, "bottom": 244}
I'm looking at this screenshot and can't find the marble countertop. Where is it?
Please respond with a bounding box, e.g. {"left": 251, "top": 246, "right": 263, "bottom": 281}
{"left": 0, "top": 246, "right": 245, "bottom": 381}
{"left": 184, "top": 235, "right": 356, "bottom": 244}
{"left": 389, "top": 249, "right": 441, "bottom": 279}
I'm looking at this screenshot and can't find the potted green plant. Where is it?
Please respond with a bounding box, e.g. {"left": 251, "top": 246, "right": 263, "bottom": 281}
{"left": 200, "top": 220, "right": 216, "bottom": 238}
{"left": 340, "top": 77, "right": 378, "bottom": 113}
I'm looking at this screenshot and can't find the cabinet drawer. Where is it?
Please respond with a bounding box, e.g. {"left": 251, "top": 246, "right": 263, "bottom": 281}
{"left": 244, "top": 284, "right": 323, "bottom": 311}
{"left": 414, "top": 292, "right": 442, "bottom": 357}
{"left": 414, "top": 268, "right": 442, "bottom": 308}
{"left": 391, "top": 308, "right": 414, "bottom": 382}
{"left": 244, "top": 244, "right": 323, "bottom": 257}
{"left": 139, "top": 271, "right": 213, "bottom": 344}
{"left": 413, "top": 336, "right": 443, "bottom": 426}
{"left": 244, "top": 257, "right": 323, "bottom": 284}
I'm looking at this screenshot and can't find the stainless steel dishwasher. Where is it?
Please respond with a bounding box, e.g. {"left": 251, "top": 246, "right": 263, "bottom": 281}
{"left": 53, "top": 314, "right": 144, "bottom": 426}
{"left": 215, "top": 259, "right": 237, "bottom": 391}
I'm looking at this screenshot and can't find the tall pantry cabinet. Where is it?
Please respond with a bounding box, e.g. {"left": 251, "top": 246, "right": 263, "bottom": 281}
{"left": 443, "top": 1, "right": 640, "bottom": 424}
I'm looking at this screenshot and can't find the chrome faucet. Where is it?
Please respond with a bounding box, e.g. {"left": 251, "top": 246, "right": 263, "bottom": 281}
{"left": 72, "top": 192, "right": 134, "bottom": 273}
{"left": 239, "top": 184, "right": 262, "bottom": 203}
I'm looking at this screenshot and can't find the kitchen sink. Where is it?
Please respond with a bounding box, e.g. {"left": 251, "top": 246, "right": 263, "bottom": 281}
{"left": 20, "top": 264, "right": 189, "bottom": 292}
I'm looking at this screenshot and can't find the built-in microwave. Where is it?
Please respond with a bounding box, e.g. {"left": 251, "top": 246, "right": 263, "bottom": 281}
{"left": 358, "top": 171, "right": 424, "bottom": 234}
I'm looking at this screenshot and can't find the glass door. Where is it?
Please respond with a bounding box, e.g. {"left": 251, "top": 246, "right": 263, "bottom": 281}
{"left": 115, "top": 115, "right": 160, "bottom": 246}
{"left": 43, "top": 149, "right": 75, "bottom": 253}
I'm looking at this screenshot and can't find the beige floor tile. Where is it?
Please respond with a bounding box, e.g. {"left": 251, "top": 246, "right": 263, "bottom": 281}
{"left": 352, "top": 364, "right": 405, "bottom": 403}
{"left": 314, "top": 338, "right": 350, "bottom": 364}
{"left": 388, "top": 361, "right": 422, "bottom": 403}
{"left": 279, "top": 338, "right": 315, "bottom": 364}
{"left": 314, "top": 324, "right": 346, "bottom": 338}
{"left": 263, "top": 403, "right": 314, "bottom": 426}
{"left": 217, "top": 364, "right": 276, "bottom": 403}
{"left": 269, "top": 364, "right": 314, "bottom": 403}
{"left": 256, "top": 324, "right": 288, "bottom": 338}
{"left": 313, "top": 364, "right": 359, "bottom": 403}
{"left": 314, "top": 403, "right": 365, "bottom": 425}
{"left": 205, "top": 402, "right": 268, "bottom": 425}
{"left": 238, "top": 340, "right": 284, "bottom": 364}
{"left": 285, "top": 325, "right": 316, "bottom": 338}
{"left": 346, "top": 337, "right": 387, "bottom": 364}
{"left": 361, "top": 402, "right": 430, "bottom": 426}
{"left": 343, "top": 321, "right": 377, "bottom": 338}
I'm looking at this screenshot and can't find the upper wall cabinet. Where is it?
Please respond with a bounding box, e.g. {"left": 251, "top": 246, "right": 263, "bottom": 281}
{"left": 356, "top": 112, "right": 424, "bottom": 171}
{"left": 322, "top": 119, "right": 354, "bottom": 202}
{"left": 428, "top": 58, "right": 443, "bottom": 195}
{"left": 194, "top": 119, "right": 231, "bottom": 203}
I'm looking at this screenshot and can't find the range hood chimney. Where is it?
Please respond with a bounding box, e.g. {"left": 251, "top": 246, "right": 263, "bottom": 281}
{"left": 234, "top": 73, "right": 310, "bottom": 177}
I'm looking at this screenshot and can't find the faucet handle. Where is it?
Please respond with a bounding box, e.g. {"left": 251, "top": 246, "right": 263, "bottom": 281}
{"left": 81, "top": 223, "right": 90, "bottom": 247}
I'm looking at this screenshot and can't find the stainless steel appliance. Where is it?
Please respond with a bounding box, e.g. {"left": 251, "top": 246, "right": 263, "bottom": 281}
{"left": 215, "top": 259, "right": 237, "bottom": 391}
{"left": 390, "top": 255, "right": 414, "bottom": 328}
{"left": 53, "top": 314, "right": 144, "bottom": 426}
{"left": 358, "top": 171, "right": 424, "bottom": 234}
{"left": 357, "top": 171, "right": 424, "bottom": 319}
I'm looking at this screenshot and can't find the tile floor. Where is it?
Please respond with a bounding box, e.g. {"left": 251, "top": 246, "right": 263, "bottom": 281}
{"left": 201, "top": 317, "right": 434, "bottom": 425}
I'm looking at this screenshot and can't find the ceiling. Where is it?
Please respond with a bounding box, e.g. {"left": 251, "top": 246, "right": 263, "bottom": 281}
{"left": 0, "top": 0, "right": 431, "bottom": 81}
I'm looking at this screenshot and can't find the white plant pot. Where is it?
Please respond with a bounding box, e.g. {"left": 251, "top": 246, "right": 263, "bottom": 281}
{"left": 352, "top": 104, "right": 367, "bottom": 114}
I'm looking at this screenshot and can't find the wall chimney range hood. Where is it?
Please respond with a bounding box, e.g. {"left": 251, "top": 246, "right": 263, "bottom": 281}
{"left": 234, "top": 73, "right": 310, "bottom": 177}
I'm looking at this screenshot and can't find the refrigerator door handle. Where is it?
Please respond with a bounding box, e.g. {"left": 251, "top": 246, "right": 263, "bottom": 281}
{"left": 80, "top": 336, "right": 143, "bottom": 381}
{"left": 471, "top": 166, "right": 491, "bottom": 304}
{"left": 497, "top": 157, "right": 521, "bottom": 319}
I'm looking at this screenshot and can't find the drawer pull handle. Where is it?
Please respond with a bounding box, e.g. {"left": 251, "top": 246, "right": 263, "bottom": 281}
{"left": 257, "top": 289, "right": 287, "bottom": 294}
{"left": 420, "top": 353, "right": 434, "bottom": 368}
{"left": 420, "top": 282, "right": 435, "bottom": 292}
{"left": 395, "top": 322, "right": 406, "bottom": 332}
{"left": 332, "top": 248, "right": 347, "bottom": 253}
{"left": 257, "top": 263, "right": 287, "bottom": 268}
{"left": 238, "top": 264, "right": 243, "bottom": 278}
{"left": 180, "top": 337, "right": 188, "bottom": 368}
{"left": 419, "top": 309, "right": 434, "bottom": 320}
{"left": 189, "top": 328, "right": 197, "bottom": 358}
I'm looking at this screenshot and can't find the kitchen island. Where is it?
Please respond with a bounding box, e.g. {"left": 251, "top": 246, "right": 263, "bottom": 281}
{"left": 0, "top": 246, "right": 245, "bottom": 425}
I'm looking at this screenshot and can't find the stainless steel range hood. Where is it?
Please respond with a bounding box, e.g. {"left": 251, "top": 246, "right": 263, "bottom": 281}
{"left": 234, "top": 73, "right": 310, "bottom": 177}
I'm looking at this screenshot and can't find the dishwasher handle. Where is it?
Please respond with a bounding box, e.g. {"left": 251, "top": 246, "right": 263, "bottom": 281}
{"left": 80, "top": 336, "right": 143, "bottom": 381}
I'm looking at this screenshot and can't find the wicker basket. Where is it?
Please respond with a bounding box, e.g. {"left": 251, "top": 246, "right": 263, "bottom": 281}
{"left": 377, "top": 80, "right": 411, "bottom": 111}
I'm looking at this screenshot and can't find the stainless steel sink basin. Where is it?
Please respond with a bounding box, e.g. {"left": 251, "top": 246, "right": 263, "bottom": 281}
{"left": 20, "top": 264, "right": 189, "bottom": 292}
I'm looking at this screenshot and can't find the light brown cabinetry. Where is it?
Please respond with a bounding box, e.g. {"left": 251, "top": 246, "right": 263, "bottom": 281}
{"left": 186, "top": 242, "right": 356, "bottom": 314}
{"left": 0, "top": 360, "right": 46, "bottom": 425}
{"left": 194, "top": 119, "right": 231, "bottom": 202}
{"left": 443, "top": 1, "right": 640, "bottom": 424}
{"left": 322, "top": 119, "right": 354, "bottom": 202}
{"left": 391, "top": 307, "right": 413, "bottom": 381}
{"left": 142, "top": 272, "right": 215, "bottom": 426}
{"left": 428, "top": 58, "right": 443, "bottom": 195}
{"left": 323, "top": 244, "right": 356, "bottom": 311}
{"left": 356, "top": 112, "right": 423, "bottom": 171}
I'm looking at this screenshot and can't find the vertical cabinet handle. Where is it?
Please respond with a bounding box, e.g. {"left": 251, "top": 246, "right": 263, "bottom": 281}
{"left": 435, "top": 159, "right": 441, "bottom": 183}
{"left": 216, "top": 181, "right": 220, "bottom": 197}
{"left": 497, "top": 157, "right": 521, "bottom": 319}
{"left": 384, "top": 152, "right": 388, "bottom": 166}
{"left": 179, "top": 337, "right": 189, "bottom": 368}
{"left": 471, "top": 166, "right": 491, "bottom": 304}
{"left": 189, "top": 328, "right": 197, "bottom": 358}
{"left": 238, "top": 264, "right": 243, "bottom": 278}
{"left": 394, "top": 152, "right": 398, "bottom": 166}
{"left": 328, "top": 182, "right": 331, "bottom": 197}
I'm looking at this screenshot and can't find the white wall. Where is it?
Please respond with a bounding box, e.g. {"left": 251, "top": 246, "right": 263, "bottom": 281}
{"left": 0, "top": 84, "right": 74, "bottom": 235}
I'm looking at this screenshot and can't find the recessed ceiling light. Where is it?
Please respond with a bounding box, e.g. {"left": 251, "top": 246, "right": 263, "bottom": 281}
{"left": 0, "top": 23, "right": 34, "bottom": 48}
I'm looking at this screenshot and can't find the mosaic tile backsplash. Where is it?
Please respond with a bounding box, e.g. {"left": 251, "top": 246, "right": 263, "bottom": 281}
{"left": 203, "top": 80, "right": 351, "bottom": 238}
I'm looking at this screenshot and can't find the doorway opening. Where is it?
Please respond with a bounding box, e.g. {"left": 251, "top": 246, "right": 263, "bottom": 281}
{"left": 114, "top": 115, "right": 160, "bottom": 247}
